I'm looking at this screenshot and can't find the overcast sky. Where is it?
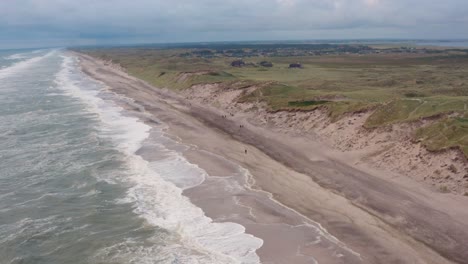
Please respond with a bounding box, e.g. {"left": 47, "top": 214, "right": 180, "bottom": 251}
{"left": 1, "top": 0, "right": 468, "bottom": 49}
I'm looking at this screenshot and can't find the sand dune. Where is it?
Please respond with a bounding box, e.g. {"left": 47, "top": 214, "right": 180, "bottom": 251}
{"left": 76, "top": 52, "right": 468, "bottom": 264}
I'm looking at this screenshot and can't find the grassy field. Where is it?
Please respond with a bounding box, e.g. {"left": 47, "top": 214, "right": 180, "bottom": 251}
{"left": 78, "top": 46, "right": 468, "bottom": 157}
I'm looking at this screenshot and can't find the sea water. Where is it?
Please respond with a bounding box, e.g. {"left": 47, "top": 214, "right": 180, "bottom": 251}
{"left": 0, "top": 49, "right": 262, "bottom": 264}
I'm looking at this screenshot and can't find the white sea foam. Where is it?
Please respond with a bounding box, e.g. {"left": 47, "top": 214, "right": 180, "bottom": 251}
{"left": 55, "top": 54, "right": 263, "bottom": 264}
{"left": 4, "top": 49, "right": 46, "bottom": 60}
{"left": 31, "top": 49, "right": 46, "bottom": 54}
{"left": 148, "top": 154, "right": 207, "bottom": 190}
{"left": 0, "top": 51, "right": 55, "bottom": 80}
{"left": 4, "top": 53, "right": 28, "bottom": 60}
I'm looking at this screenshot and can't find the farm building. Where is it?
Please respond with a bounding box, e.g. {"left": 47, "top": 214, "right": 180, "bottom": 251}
{"left": 289, "top": 63, "right": 302, "bottom": 68}
{"left": 231, "top": 60, "right": 246, "bottom": 67}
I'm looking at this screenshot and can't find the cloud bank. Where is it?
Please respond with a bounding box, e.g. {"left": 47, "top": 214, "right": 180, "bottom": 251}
{"left": 1, "top": 0, "right": 468, "bottom": 48}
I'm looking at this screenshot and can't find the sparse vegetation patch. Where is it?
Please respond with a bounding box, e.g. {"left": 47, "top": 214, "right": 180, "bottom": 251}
{"left": 288, "top": 100, "right": 329, "bottom": 107}
{"left": 76, "top": 44, "right": 468, "bottom": 157}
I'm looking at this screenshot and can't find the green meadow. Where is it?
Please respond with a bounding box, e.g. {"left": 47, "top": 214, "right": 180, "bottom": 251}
{"left": 80, "top": 46, "right": 468, "bottom": 157}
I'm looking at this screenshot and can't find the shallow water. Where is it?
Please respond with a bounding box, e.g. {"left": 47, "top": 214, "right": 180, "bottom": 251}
{"left": 0, "top": 50, "right": 262, "bottom": 264}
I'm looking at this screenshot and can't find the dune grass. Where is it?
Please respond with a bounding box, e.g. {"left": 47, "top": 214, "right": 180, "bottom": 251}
{"left": 81, "top": 48, "right": 468, "bottom": 114}
{"left": 79, "top": 47, "right": 468, "bottom": 157}
{"left": 365, "top": 97, "right": 468, "bottom": 128}
{"left": 416, "top": 116, "right": 468, "bottom": 157}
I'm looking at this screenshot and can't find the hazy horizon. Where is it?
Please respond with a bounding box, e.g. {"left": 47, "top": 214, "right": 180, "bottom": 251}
{"left": 2, "top": 0, "right": 468, "bottom": 49}
{"left": 2, "top": 38, "right": 468, "bottom": 51}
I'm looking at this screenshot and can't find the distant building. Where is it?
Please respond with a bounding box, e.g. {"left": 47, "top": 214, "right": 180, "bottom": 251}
{"left": 259, "top": 61, "right": 273, "bottom": 67}
{"left": 289, "top": 63, "right": 302, "bottom": 68}
{"left": 231, "top": 60, "right": 245, "bottom": 67}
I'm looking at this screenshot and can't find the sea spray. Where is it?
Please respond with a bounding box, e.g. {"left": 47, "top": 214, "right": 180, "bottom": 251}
{"left": 0, "top": 50, "right": 55, "bottom": 80}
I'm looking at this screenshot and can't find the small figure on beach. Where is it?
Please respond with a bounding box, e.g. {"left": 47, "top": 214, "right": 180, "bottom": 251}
{"left": 245, "top": 149, "right": 247, "bottom": 154}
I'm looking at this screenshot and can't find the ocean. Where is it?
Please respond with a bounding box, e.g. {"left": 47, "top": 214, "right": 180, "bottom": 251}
{"left": 0, "top": 50, "right": 262, "bottom": 264}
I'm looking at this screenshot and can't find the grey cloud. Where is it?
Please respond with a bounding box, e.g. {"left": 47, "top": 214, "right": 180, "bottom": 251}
{"left": 1, "top": 0, "right": 468, "bottom": 48}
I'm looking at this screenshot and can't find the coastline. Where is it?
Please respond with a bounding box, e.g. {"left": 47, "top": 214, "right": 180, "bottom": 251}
{"left": 75, "top": 51, "right": 468, "bottom": 264}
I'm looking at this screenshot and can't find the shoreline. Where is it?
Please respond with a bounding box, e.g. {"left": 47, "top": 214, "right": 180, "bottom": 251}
{"left": 75, "top": 51, "right": 468, "bottom": 263}
{"left": 75, "top": 52, "right": 361, "bottom": 263}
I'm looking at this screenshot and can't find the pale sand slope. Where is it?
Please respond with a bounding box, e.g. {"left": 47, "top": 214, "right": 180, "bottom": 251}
{"left": 76, "top": 53, "right": 468, "bottom": 264}
{"left": 183, "top": 83, "right": 468, "bottom": 196}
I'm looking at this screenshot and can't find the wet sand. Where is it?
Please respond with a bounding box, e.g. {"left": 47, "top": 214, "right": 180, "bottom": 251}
{"left": 76, "top": 52, "right": 468, "bottom": 264}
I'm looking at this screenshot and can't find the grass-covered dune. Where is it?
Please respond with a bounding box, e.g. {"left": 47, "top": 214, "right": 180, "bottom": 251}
{"left": 76, "top": 45, "right": 468, "bottom": 157}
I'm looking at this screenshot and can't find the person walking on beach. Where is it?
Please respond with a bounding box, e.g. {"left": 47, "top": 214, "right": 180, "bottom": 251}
{"left": 245, "top": 149, "right": 247, "bottom": 154}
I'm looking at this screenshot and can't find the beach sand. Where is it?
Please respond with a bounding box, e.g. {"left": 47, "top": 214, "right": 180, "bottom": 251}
{"left": 76, "top": 52, "right": 468, "bottom": 264}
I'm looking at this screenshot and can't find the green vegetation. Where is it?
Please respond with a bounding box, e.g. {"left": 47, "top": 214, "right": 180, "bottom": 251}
{"left": 365, "top": 97, "right": 468, "bottom": 127}
{"left": 416, "top": 116, "right": 468, "bottom": 157}
{"left": 76, "top": 44, "right": 468, "bottom": 157}
{"left": 288, "top": 100, "right": 329, "bottom": 107}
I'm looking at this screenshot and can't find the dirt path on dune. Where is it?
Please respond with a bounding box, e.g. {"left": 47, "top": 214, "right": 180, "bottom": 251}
{"left": 76, "top": 52, "right": 468, "bottom": 264}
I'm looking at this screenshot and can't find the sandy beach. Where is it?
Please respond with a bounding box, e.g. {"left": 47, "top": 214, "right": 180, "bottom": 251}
{"left": 76, "top": 52, "right": 468, "bottom": 264}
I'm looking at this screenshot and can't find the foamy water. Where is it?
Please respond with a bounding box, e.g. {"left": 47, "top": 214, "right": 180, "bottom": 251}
{"left": 0, "top": 50, "right": 54, "bottom": 79}
{"left": 0, "top": 49, "right": 262, "bottom": 264}
{"left": 56, "top": 55, "right": 263, "bottom": 263}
